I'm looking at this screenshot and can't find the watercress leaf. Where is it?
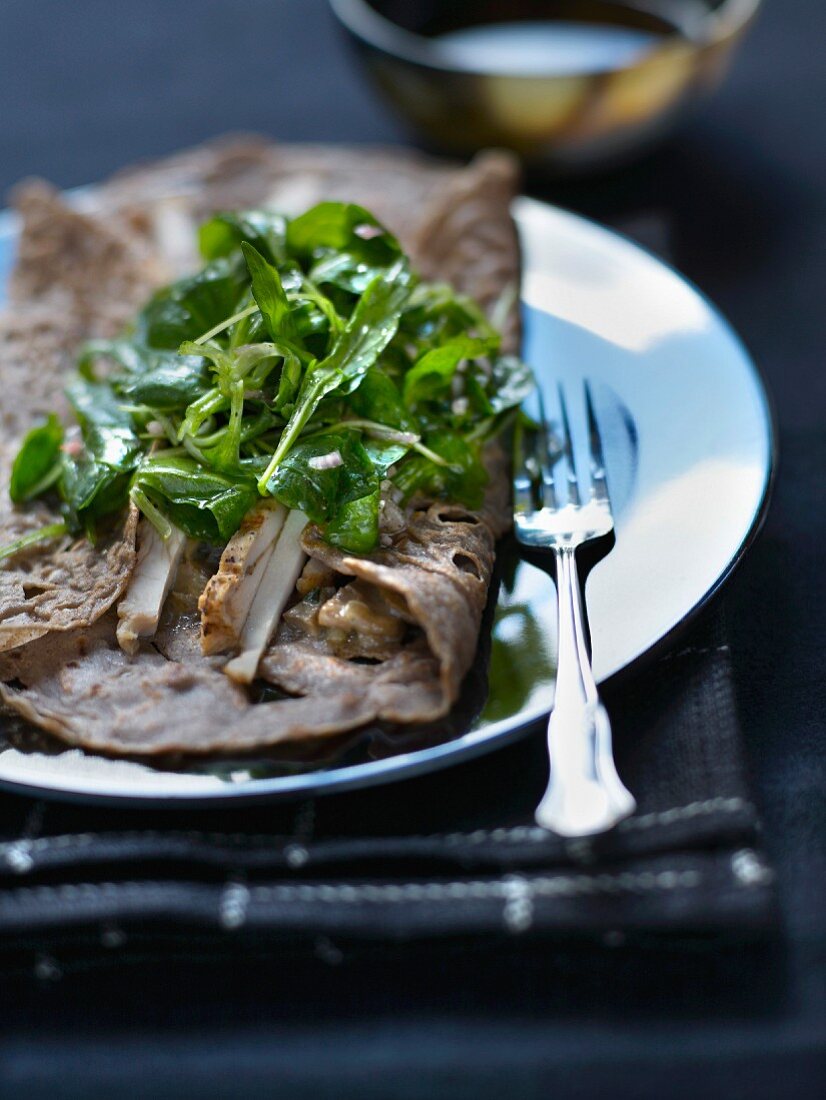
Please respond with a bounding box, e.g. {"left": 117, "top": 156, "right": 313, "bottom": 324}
{"left": 136, "top": 259, "right": 247, "bottom": 349}
{"left": 238, "top": 454, "right": 270, "bottom": 478}
{"left": 309, "top": 251, "right": 403, "bottom": 296}
{"left": 399, "top": 283, "right": 497, "bottom": 344}
{"left": 402, "top": 336, "right": 496, "bottom": 408}
{"left": 360, "top": 437, "right": 409, "bottom": 474}
{"left": 81, "top": 338, "right": 210, "bottom": 409}
{"left": 393, "top": 429, "right": 488, "bottom": 510}
{"left": 349, "top": 366, "right": 416, "bottom": 432}
{"left": 66, "top": 378, "right": 143, "bottom": 471}
{"left": 346, "top": 366, "right": 418, "bottom": 471}
{"left": 133, "top": 454, "right": 258, "bottom": 543}
{"left": 199, "top": 210, "right": 288, "bottom": 265}
{"left": 289, "top": 299, "right": 333, "bottom": 343}
{"left": 289, "top": 201, "right": 407, "bottom": 296}
{"left": 238, "top": 406, "right": 280, "bottom": 446}
{"left": 486, "top": 355, "right": 536, "bottom": 413}
{"left": 324, "top": 487, "right": 381, "bottom": 554}
{"left": 241, "top": 242, "right": 296, "bottom": 342}
{"left": 257, "top": 265, "right": 411, "bottom": 490}
{"left": 325, "top": 264, "right": 412, "bottom": 393}
{"left": 274, "top": 348, "right": 303, "bottom": 413}
{"left": 81, "top": 469, "right": 133, "bottom": 523}
{"left": 77, "top": 338, "right": 156, "bottom": 379}
{"left": 111, "top": 352, "right": 211, "bottom": 410}
{"left": 202, "top": 378, "right": 245, "bottom": 473}
{"left": 56, "top": 387, "right": 139, "bottom": 528}
{"left": 10, "top": 414, "right": 64, "bottom": 503}
{"left": 287, "top": 202, "right": 401, "bottom": 266}
{"left": 464, "top": 371, "right": 494, "bottom": 418}
{"left": 264, "top": 431, "right": 378, "bottom": 525}
{"left": 59, "top": 451, "right": 129, "bottom": 527}
{"left": 278, "top": 264, "right": 304, "bottom": 294}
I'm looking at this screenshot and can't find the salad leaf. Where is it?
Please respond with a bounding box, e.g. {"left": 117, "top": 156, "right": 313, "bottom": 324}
{"left": 350, "top": 366, "right": 415, "bottom": 431}
{"left": 137, "top": 259, "right": 247, "bottom": 349}
{"left": 346, "top": 367, "right": 418, "bottom": 470}
{"left": 257, "top": 264, "right": 411, "bottom": 490}
{"left": 199, "top": 210, "right": 287, "bottom": 266}
{"left": 264, "top": 431, "right": 377, "bottom": 520}
{"left": 324, "top": 263, "right": 411, "bottom": 392}
{"left": 265, "top": 431, "right": 380, "bottom": 551}
{"left": 393, "top": 429, "right": 488, "bottom": 511}
{"left": 325, "top": 487, "right": 381, "bottom": 554}
{"left": 288, "top": 201, "right": 405, "bottom": 295}
{"left": 59, "top": 452, "right": 131, "bottom": 530}
{"left": 403, "top": 336, "right": 496, "bottom": 409}
{"left": 486, "top": 355, "right": 536, "bottom": 414}
{"left": 5, "top": 198, "right": 532, "bottom": 558}
{"left": 9, "top": 415, "right": 64, "bottom": 503}
{"left": 274, "top": 346, "right": 303, "bottom": 414}
{"left": 52, "top": 379, "right": 145, "bottom": 529}
{"left": 66, "top": 379, "right": 143, "bottom": 471}
{"left": 241, "top": 242, "right": 296, "bottom": 342}
{"left": 132, "top": 454, "right": 258, "bottom": 543}
{"left": 399, "top": 283, "right": 497, "bottom": 344}
{"left": 112, "top": 352, "right": 211, "bottom": 410}
{"left": 287, "top": 202, "right": 403, "bottom": 291}
{"left": 78, "top": 338, "right": 157, "bottom": 379}
{"left": 80, "top": 339, "right": 211, "bottom": 411}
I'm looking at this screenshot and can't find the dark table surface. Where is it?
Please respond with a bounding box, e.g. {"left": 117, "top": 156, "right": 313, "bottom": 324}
{"left": 0, "top": 1, "right": 823, "bottom": 1097}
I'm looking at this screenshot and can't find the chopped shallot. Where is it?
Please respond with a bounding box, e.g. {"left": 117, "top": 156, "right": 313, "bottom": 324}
{"left": 308, "top": 450, "right": 343, "bottom": 470}
{"left": 354, "top": 223, "right": 384, "bottom": 240}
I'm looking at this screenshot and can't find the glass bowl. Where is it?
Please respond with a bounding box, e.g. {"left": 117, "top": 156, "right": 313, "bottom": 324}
{"left": 329, "top": 0, "right": 763, "bottom": 172}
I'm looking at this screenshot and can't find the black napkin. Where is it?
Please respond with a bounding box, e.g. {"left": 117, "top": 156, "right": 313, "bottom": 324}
{"left": 0, "top": 607, "right": 776, "bottom": 950}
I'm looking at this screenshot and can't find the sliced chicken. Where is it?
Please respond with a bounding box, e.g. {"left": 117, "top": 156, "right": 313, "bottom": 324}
{"left": 116, "top": 521, "right": 187, "bottom": 655}
{"left": 199, "top": 501, "right": 288, "bottom": 657}
{"left": 224, "top": 508, "right": 308, "bottom": 684}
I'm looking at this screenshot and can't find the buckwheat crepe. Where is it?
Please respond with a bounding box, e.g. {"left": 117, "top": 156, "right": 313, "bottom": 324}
{"left": 0, "top": 136, "right": 519, "bottom": 755}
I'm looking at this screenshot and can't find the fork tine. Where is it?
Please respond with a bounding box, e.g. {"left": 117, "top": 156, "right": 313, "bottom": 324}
{"left": 536, "top": 389, "right": 559, "bottom": 510}
{"left": 556, "top": 383, "right": 581, "bottom": 506}
{"left": 584, "top": 380, "right": 611, "bottom": 507}
{"left": 512, "top": 417, "right": 538, "bottom": 515}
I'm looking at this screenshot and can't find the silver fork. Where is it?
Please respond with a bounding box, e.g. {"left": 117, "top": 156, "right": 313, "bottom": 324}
{"left": 513, "top": 381, "right": 636, "bottom": 837}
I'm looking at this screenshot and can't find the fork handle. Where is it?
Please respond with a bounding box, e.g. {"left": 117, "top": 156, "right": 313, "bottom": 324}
{"left": 535, "top": 546, "right": 636, "bottom": 837}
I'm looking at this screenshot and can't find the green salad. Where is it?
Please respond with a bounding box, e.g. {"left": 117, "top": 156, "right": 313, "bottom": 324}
{"left": 6, "top": 202, "right": 533, "bottom": 556}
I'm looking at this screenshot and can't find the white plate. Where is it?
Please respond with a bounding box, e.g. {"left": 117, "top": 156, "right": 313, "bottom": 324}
{"left": 0, "top": 195, "right": 774, "bottom": 804}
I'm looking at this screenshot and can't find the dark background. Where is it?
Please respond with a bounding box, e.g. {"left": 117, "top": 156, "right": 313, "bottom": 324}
{"left": 0, "top": 0, "right": 823, "bottom": 1096}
